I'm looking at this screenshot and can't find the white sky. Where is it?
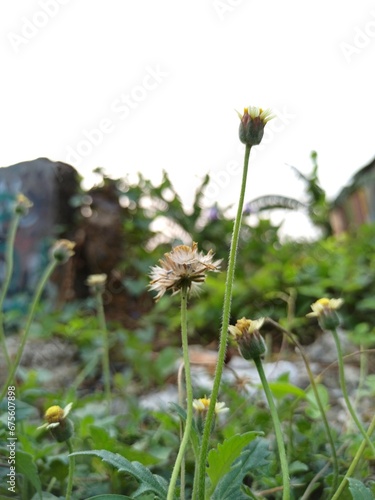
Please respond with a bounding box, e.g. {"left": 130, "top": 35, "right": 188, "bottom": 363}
{"left": 1, "top": 0, "right": 375, "bottom": 237}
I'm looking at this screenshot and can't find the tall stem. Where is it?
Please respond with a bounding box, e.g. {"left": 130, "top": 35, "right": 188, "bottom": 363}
{"left": 167, "top": 286, "right": 193, "bottom": 500}
{"left": 331, "top": 327, "right": 375, "bottom": 456}
{"left": 0, "top": 213, "right": 21, "bottom": 367}
{"left": 66, "top": 439, "right": 75, "bottom": 500}
{"left": 266, "top": 318, "right": 339, "bottom": 494}
{"left": 253, "top": 357, "right": 290, "bottom": 500}
{"left": 95, "top": 289, "right": 111, "bottom": 411}
{"left": 331, "top": 413, "right": 375, "bottom": 500}
{"left": 194, "top": 145, "right": 251, "bottom": 499}
{"left": 0, "top": 260, "right": 57, "bottom": 401}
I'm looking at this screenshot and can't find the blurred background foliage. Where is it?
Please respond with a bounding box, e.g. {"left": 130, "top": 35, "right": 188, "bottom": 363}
{"left": 81, "top": 153, "right": 375, "bottom": 352}
{"left": 2, "top": 152, "right": 375, "bottom": 498}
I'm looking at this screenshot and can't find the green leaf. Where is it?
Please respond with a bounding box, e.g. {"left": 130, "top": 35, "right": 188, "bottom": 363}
{"left": 206, "top": 432, "right": 262, "bottom": 496}
{"left": 16, "top": 450, "right": 42, "bottom": 499}
{"left": 85, "top": 496, "right": 133, "bottom": 500}
{"left": 348, "top": 478, "right": 373, "bottom": 499}
{"left": 210, "top": 437, "right": 270, "bottom": 499}
{"left": 71, "top": 450, "right": 168, "bottom": 499}
{"left": 169, "top": 403, "right": 200, "bottom": 459}
{"left": 267, "top": 381, "right": 306, "bottom": 399}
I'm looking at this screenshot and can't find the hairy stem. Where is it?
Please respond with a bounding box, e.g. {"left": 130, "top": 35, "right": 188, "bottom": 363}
{"left": 168, "top": 286, "right": 193, "bottom": 500}
{"left": 0, "top": 260, "right": 57, "bottom": 401}
{"left": 0, "top": 213, "right": 21, "bottom": 367}
{"left": 331, "top": 327, "right": 375, "bottom": 456}
{"left": 194, "top": 144, "right": 251, "bottom": 499}
{"left": 254, "top": 356, "right": 290, "bottom": 500}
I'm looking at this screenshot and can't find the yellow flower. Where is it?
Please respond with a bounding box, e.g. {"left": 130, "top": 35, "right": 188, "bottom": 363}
{"left": 306, "top": 297, "right": 343, "bottom": 330}
{"left": 193, "top": 397, "right": 229, "bottom": 415}
{"left": 306, "top": 298, "right": 344, "bottom": 317}
{"left": 38, "top": 403, "right": 73, "bottom": 431}
{"left": 38, "top": 403, "right": 74, "bottom": 442}
{"left": 238, "top": 106, "right": 275, "bottom": 146}
{"left": 229, "top": 317, "right": 266, "bottom": 360}
{"left": 149, "top": 242, "right": 221, "bottom": 301}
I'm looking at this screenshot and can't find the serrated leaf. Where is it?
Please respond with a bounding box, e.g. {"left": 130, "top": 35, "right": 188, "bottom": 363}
{"left": 206, "top": 432, "right": 262, "bottom": 496}
{"left": 212, "top": 438, "right": 270, "bottom": 500}
{"left": 16, "top": 450, "right": 42, "bottom": 499}
{"left": 71, "top": 450, "right": 168, "bottom": 499}
{"left": 348, "top": 478, "right": 373, "bottom": 499}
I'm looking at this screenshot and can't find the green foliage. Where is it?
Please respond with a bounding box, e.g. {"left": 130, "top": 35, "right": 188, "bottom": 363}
{"left": 70, "top": 450, "right": 169, "bottom": 499}
{"left": 1, "top": 164, "right": 375, "bottom": 499}
{"left": 206, "top": 432, "right": 263, "bottom": 497}
{"left": 211, "top": 438, "right": 270, "bottom": 499}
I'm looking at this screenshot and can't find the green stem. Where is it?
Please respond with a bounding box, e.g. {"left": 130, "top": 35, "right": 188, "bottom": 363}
{"left": 66, "top": 439, "right": 75, "bottom": 500}
{"left": 0, "top": 260, "right": 57, "bottom": 401}
{"left": 253, "top": 356, "right": 290, "bottom": 500}
{"left": 95, "top": 290, "right": 111, "bottom": 411}
{"left": 266, "top": 318, "right": 339, "bottom": 494}
{"left": 331, "top": 327, "right": 375, "bottom": 456}
{"left": 194, "top": 144, "right": 252, "bottom": 499}
{"left": 167, "top": 286, "right": 192, "bottom": 500}
{"left": 0, "top": 213, "right": 21, "bottom": 367}
{"left": 331, "top": 413, "right": 375, "bottom": 500}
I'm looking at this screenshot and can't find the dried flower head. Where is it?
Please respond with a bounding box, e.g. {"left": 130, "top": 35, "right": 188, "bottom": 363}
{"left": 238, "top": 106, "right": 275, "bottom": 146}
{"left": 306, "top": 297, "right": 344, "bottom": 330}
{"left": 38, "top": 403, "right": 74, "bottom": 442}
{"left": 14, "top": 193, "right": 33, "bottom": 215}
{"left": 149, "top": 242, "right": 221, "bottom": 301}
{"left": 50, "top": 239, "right": 76, "bottom": 264}
{"left": 229, "top": 317, "right": 266, "bottom": 360}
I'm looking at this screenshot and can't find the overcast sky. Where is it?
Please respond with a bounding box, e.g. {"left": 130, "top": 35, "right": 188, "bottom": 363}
{"left": 1, "top": 0, "right": 375, "bottom": 237}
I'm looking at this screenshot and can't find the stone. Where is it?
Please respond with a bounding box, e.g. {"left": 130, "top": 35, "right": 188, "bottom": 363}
{"left": 0, "top": 157, "right": 79, "bottom": 297}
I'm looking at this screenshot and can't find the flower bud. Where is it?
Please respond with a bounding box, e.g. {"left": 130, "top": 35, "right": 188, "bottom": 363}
{"left": 238, "top": 107, "right": 274, "bottom": 146}
{"left": 38, "top": 403, "right": 74, "bottom": 442}
{"left": 14, "top": 193, "right": 33, "bottom": 216}
{"left": 50, "top": 239, "right": 75, "bottom": 264}
{"left": 229, "top": 317, "right": 266, "bottom": 361}
{"left": 86, "top": 273, "right": 107, "bottom": 293}
{"left": 306, "top": 298, "right": 343, "bottom": 331}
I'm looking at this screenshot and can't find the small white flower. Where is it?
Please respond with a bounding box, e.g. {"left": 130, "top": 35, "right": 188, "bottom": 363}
{"left": 192, "top": 397, "right": 229, "bottom": 415}
{"left": 306, "top": 298, "right": 344, "bottom": 318}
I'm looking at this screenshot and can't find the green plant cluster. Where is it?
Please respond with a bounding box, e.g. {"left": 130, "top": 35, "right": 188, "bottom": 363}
{"left": 1, "top": 156, "right": 375, "bottom": 498}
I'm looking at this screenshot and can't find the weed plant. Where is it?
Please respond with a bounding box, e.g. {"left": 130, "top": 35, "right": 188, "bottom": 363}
{"left": 0, "top": 107, "right": 375, "bottom": 499}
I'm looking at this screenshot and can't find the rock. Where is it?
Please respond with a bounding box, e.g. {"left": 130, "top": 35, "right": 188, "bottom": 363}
{"left": 0, "top": 157, "right": 79, "bottom": 296}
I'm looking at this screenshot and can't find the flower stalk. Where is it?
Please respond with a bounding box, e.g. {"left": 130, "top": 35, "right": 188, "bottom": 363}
{"left": 194, "top": 144, "right": 251, "bottom": 498}
{"left": 167, "top": 284, "right": 193, "bottom": 500}
{"left": 0, "top": 259, "right": 57, "bottom": 401}
{"left": 87, "top": 274, "right": 111, "bottom": 411}
{"left": 253, "top": 356, "right": 290, "bottom": 500}
{"left": 0, "top": 239, "right": 75, "bottom": 402}
{"left": 330, "top": 326, "right": 375, "bottom": 456}
{"left": 331, "top": 413, "right": 375, "bottom": 500}
{"left": 0, "top": 194, "right": 33, "bottom": 367}
{"left": 307, "top": 298, "right": 375, "bottom": 456}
